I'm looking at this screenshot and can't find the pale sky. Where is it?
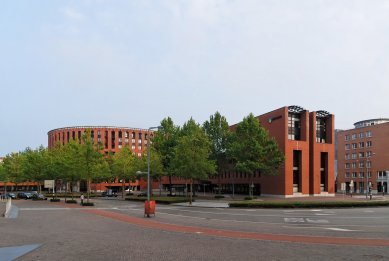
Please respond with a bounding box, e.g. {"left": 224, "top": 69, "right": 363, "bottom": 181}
{"left": 1, "top": 0, "right": 389, "bottom": 155}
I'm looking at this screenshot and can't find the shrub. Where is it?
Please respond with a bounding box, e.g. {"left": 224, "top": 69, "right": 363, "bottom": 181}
{"left": 82, "top": 202, "right": 94, "bottom": 206}
{"left": 244, "top": 196, "right": 257, "bottom": 200}
{"left": 125, "top": 196, "right": 193, "bottom": 204}
{"left": 229, "top": 201, "right": 389, "bottom": 208}
{"left": 66, "top": 200, "right": 77, "bottom": 204}
{"left": 214, "top": 195, "right": 225, "bottom": 199}
{"left": 50, "top": 198, "right": 60, "bottom": 202}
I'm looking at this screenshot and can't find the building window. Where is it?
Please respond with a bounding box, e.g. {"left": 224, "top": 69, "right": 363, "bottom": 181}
{"left": 138, "top": 133, "right": 142, "bottom": 139}
{"left": 366, "top": 151, "right": 373, "bottom": 157}
{"left": 359, "top": 162, "right": 364, "bottom": 168}
{"left": 352, "top": 172, "right": 357, "bottom": 178}
{"left": 288, "top": 113, "right": 301, "bottom": 140}
{"left": 359, "top": 152, "right": 365, "bottom": 158}
{"left": 359, "top": 132, "right": 364, "bottom": 138}
{"left": 366, "top": 131, "right": 372, "bottom": 137}
{"left": 345, "top": 163, "right": 350, "bottom": 169}
{"left": 316, "top": 117, "right": 326, "bottom": 143}
{"left": 359, "top": 172, "right": 364, "bottom": 178}
{"left": 111, "top": 131, "right": 116, "bottom": 149}
{"left": 344, "top": 135, "right": 350, "bottom": 141}
{"left": 132, "top": 132, "right": 136, "bottom": 139}
{"left": 351, "top": 134, "right": 357, "bottom": 140}
{"left": 345, "top": 144, "right": 350, "bottom": 150}
{"left": 345, "top": 172, "right": 350, "bottom": 178}
{"left": 366, "top": 141, "right": 372, "bottom": 147}
{"left": 352, "top": 162, "right": 357, "bottom": 168}
{"left": 367, "top": 161, "right": 372, "bottom": 168}
{"left": 352, "top": 143, "right": 357, "bottom": 149}
{"left": 351, "top": 153, "right": 357, "bottom": 159}
{"left": 359, "top": 142, "right": 364, "bottom": 148}
{"left": 345, "top": 154, "right": 350, "bottom": 160}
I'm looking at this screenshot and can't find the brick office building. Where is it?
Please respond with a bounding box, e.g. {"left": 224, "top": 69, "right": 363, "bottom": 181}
{"left": 162, "top": 106, "right": 335, "bottom": 198}
{"left": 336, "top": 119, "right": 389, "bottom": 194}
{"left": 47, "top": 126, "right": 151, "bottom": 192}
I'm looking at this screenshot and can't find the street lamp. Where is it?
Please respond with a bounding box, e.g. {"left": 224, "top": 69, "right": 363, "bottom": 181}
{"left": 146, "top": 126, "right": 161, "bottom": 202}
{"left": 366, "top": 152, "right": 375, "bottom": 200}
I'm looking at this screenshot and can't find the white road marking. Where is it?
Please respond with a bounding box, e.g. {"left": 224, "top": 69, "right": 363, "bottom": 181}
{"left": 324, "top": 228, "right": 361, "bottom": 232}
{"left": 284, "top": 218, "right": 329, "bottom": 224}
{"left": 306, "top": 218, "right": 329, "bottom": 224}
{"left": 284, "top": 218, "right": 305, "bottom": 223}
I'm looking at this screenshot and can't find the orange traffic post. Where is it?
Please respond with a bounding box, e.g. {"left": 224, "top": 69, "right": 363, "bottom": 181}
{"left": 144, "top": 200, "right": 156, "bottom": 218}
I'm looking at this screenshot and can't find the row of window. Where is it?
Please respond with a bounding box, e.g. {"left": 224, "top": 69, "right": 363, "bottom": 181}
{"left": 213, "top": 171, "right": 261, "bottom": 180}
{"left": 54, "top": 130, "right": 150, "bottom": 150}
{"left": 344, "top": 131, "right": 372, "bottom": 141}
{"left": 345, "top": 161, "right": 372, "bottom": 169}
{"left": 345, "top": 151, "right": 374, "bottom": 160}
{"left": 288, "top": 113, "right": 328, "bottom": 143}
{"left": 344, "top": 141, "right": 372, "bottom": 150}
{"left": 344, "top": 172, "right": 372, "bottom": 178}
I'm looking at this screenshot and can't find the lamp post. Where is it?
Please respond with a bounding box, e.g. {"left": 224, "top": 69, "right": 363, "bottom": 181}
{"left": 366, "top": 153, "right": 375, "bottom": 200}
{"left": 146, "top": 126, "right": 161, "bottom": 202}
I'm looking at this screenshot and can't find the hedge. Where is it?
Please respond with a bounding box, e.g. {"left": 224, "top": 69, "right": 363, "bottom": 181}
{"left": 229, "top": 200, "right": 389, "bottom": 208}
{"left": 125, "top": 196, "right": 193, "bottom": 204}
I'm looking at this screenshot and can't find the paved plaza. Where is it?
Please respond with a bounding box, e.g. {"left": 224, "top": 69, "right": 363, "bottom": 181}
{"left": 1, "top": 198, "right": 389, "bottom": 260}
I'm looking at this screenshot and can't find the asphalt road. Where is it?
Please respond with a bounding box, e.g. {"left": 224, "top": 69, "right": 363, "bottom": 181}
{"left": 1, "top": 199, "right": 388, "bottom": 260}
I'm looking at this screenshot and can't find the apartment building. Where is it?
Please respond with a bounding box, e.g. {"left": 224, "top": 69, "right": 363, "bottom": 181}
{"left": 337, "top": 119, "right": 389, "bottom": 194}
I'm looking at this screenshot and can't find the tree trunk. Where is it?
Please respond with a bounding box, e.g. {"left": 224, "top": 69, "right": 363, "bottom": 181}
{"left": 189, "top": 179, "right": 193, "bottom": 205}
{"left": 169, "top": 176, "right": 172, "bottom": 196}
{"left": 122, "top": 178, "right": 125, "bottom": 199}
{"left": 87, "top": 179, "right": 91, "bottom": 203}
{"left": 159, "top": 177, "right": 162, "bottom": 197}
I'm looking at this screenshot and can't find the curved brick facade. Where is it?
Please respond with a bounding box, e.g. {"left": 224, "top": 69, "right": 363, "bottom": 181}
{"left": 48, "top": 126, "right": 150, "bottom": 157}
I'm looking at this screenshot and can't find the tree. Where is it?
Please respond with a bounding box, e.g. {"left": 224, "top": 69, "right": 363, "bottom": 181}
{"left": 152, "top": 117, "right": 180, "bottom": 195}
{"left": 112, "top": 146, "right": 140, "bottom": 198}
{"left": 228, "top": 113, "right": 284, "bottom": 198}
{"left": 171, "top": 118, "right": 216, "bottom": 204}
{"left": 138, "top": 147, "right": 164, "bottom": 196}
{"left": 203, "top": 111, "right": 230, "bottom": 194}
{"left": 0, "top": 160, "right": 7, "bottom": 194}
{"left": 23, "top": 146, "right": 49, "bottom": 193}
{"left": 2, "top": 152, "right": 25, "bottom": 192}
{"left": 77, "top": 129, "right": 106, "bottom": 203}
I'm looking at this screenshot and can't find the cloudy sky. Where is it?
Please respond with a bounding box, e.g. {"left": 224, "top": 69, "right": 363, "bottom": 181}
{"left": 1, "top": 0, "right": 389, "bottom": 155}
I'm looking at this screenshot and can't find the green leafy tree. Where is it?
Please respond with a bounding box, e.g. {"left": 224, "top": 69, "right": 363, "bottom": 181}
{"left": 112, "top": 146, "right": 140, "bottom": 198}
{"left": 3, "top": 152, "right": 25, "bottom": 192}
{"left": 0, "top": 161, "right": 7, "bottom": 194}
{"left": 171, "top": 118, "right": 216, "bottom": 204}
{"left": 77, "top": 129, "right": 106, "bottom": 203}
{"left": 46, "top": 142, "right": 71, "bottom": 198}
{"left": 203, "top": 111, "right": 230, "bottom": 194}
{"left": 228, "top": 113, "right": 284, "bottom": 197}
{"left": 152, "top": 117, "right": 180, "bottom": 195}
{"left": 138, "top": 147, "right": 164, "bottom": 196}
{"left": 23, "top": 146, "right": 49, "bottom": 193}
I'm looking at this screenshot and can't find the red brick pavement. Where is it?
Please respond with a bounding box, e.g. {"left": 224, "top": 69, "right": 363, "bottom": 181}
{"left": 83, "top": 208, "right": 389, "bottom": 247}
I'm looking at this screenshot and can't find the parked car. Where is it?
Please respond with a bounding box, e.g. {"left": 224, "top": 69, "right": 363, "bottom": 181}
{"left": 137, "top": 192, "right": 148, "bottom": 197}
{"left": 17, "top": 192, "right": 32, "bottom": 199}
{"left": 6, "top": 192, "right": 16, "bottom": 199}
{"left": 101, "top": 191, "right": 118, "bottom": 197}
{"left": 32, "top": 193, "right": 47, "bottom": 200}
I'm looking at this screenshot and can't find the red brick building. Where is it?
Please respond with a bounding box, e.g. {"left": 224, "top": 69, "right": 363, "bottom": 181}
{"left": 161, "top": 106, "right": 335, "bottom": 198}
{"left": 48, "top": 126, "right": 151, "bottom": 192}
{"left": 336, "top": 119, "right": 389, "bottom": 195}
